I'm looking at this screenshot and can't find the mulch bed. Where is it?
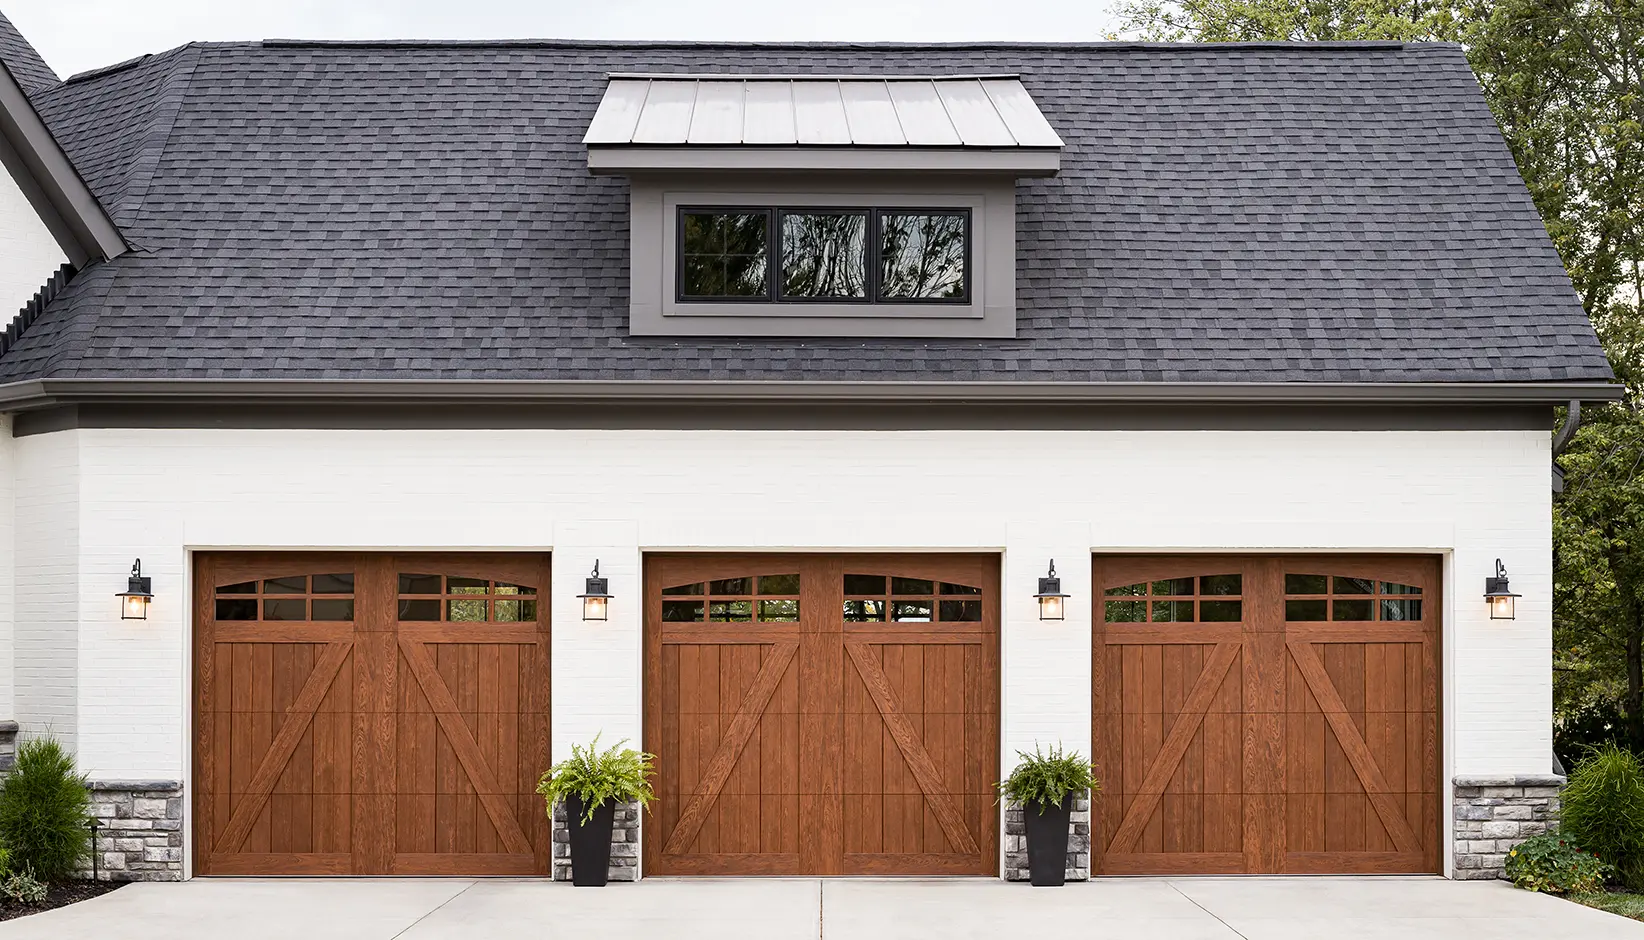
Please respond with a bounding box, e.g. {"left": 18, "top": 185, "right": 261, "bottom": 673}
{"left": 0, "top": 881, "right": 125, "bottom": 922}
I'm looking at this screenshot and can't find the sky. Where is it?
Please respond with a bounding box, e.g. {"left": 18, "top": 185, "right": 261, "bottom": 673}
{"left": 6, "top": 1, "right": 1123, "bottom": 79}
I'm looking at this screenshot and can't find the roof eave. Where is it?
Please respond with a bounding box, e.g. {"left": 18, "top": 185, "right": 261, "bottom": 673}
{"left": 0, "top": 58, "right": 127, "bottom": 267}
{"left": 586, "top": 145, "right": 1062, "bottom": 176}
{"left": 0, "top": 379, "right": 1623, "bottom": 413}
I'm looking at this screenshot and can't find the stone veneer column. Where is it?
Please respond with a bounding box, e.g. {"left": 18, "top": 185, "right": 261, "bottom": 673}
{"left": 551, "top": 800, "right": 640, "bottom": 882}
{"left": 1002, "top": 793, "right": 1091, "bottom": 882}
{"left": 1452, "top": 774, "right": 1563, "bottom": 880}
{"left": 84, "top": 780, "right": 185, "bottom": 882}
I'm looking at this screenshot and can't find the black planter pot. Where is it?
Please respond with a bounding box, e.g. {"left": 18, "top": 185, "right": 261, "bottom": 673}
{"left": 564, "top": 794, "right": 615, "bottom": 886}
{"left": 1022, "top": 796, "right": 1072, "bottom": 887}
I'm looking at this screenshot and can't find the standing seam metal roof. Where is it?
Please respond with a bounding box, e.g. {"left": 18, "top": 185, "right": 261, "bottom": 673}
{"left": 0, "top": 39, "right": 1616, "bottom": 386}
{"left": 584, "top": 76, "right": 1064, "bottom": 147}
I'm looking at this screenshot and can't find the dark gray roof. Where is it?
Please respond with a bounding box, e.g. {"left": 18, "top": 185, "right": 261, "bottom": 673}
{"left": 0, "top": 9, "right": 56, "bottom": 95}
{"left": 0, "top": 39, "right": 1615, "bottom": 386}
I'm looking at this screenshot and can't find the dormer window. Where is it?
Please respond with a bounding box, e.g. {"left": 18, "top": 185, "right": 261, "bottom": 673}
{"left": 585, "top": 74, "right": 1062, "bottom": 337}
{"left": 678, "top": 207, "right": 969, "bottom": 305}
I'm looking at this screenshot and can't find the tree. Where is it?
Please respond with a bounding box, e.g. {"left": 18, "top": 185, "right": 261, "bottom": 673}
{"left": 1112, "top": 0, "right": 1644, "bottom": 740}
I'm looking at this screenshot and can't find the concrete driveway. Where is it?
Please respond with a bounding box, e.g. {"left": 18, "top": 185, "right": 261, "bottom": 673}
{"left": 1, "top": 876, "right": 1641, "bottom": 939}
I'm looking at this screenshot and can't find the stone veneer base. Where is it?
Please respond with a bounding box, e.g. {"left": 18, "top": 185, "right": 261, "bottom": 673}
{"left": 552, "top": 800, "right": 640, "bottom": 882}
{"left": 1003, "top": 795, "right": 1091, "bottom": 882}
{"left": 1452, "top": 774, "right": 1563, "bottom": 881}
{"left": 85, "top": 780, "right": 185, "bottom": 882}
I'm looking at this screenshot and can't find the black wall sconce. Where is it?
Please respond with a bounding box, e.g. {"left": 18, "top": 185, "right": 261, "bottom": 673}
{"left": 1034, "top": 559, "right": 1070, "bottom": 621}
{"left": 117, "top": 559, "right": 153, "bottom": 621}
{"left": 1485, "top": 559, "right": 1520, "bottom": 621}
{"left": 579, "top": 560, "right": 612, "bottom": 621}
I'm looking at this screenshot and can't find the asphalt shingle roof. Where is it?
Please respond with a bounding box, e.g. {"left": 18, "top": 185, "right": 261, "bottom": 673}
{"left": 0, "top": 39, "right": 1615, "bottom": 385}
{"left": 0, "top": 9, "right": 56, "bottom": 94}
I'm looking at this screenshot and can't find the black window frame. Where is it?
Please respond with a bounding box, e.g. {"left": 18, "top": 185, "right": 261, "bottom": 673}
{"left": 675, "top": 205, "right": 972, "bottom": 306}
{"left": 675, "top": 207, "right": 776, "bottom": 303}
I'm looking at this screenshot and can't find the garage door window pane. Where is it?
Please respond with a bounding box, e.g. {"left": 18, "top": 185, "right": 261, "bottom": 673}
{"left": 494, "top": 582, "right": 536, "bottom": 596}
{"left": 844, "top": 574, "right": 886, "bottom": 594}
{"left": 662, "top": 582, "right": 704, "bottom": 596}
{"left": 1332, "top": 599, "right": 1373, "bottom": 621}
{"left": 709, "top": 600, "right": 753, "bottom": 622}
{"left": 312, "top": 573, "right": 355, "bottom": 594}
{"left": 1285, "top": 574, "right": 1328, "bottom": 594}
{"left": 215, "top": 598, "right": 258, "bottom": 620}
{"left": 1105, "top": 582, "right": 1146, "bottom": 597}
{"left": 494, "top": 599, "right": 537, "bottom": 622}
{"left": 891, "top": 577, "right": 934, "bottom": 596}
{"left": 448, "top": 599, "right": 487, "bottom": 621}
{"left": 1381, "top": 599, "right": 1423, "bottom": 621}
{"left": 1200, "top": 574, "right": 1242, "bottom": 596}
{"left": 759, "top": 599, "right": 799, "bottom": 621}
{"left": 941, "top": 582, "right": 982, "bottom": 595}
{"left": 759, "top": 574, "right": 801, "bottom": 594}
{"left": 1286, "top": 599, "right": 1327, "bottom": 621}
{"left": 939, "top": 600, "right": 982, "bottom": 621}
{"left": 1151, "top": 578, "right": 1194, "bottom": 597}
{"left": 1105, "top": 600, "right": 1146, "bottom": 622}
{"left": 264, "top": 598, "right": 307, "bottom": 620}
{"left": 311, "top": 599, "right": 354, "bottom": 621}
{"left": 398, "top": 599, "right": 441, "bottom": 621}
{"left": 844, "top": 600, "right": 886, "bottom": 621}
{"left": 710, "top": 578, "right": 753, "bottom": 595}
{"left": 663, "top": 600, "right": 704, "bottom": 622}
{"left": 400, "top": 573, "right": 441, "bottom": 594}
{"left": 265, "top": 576, "right": 307, "bottom": 594}
{"left": 448, "top": 577, "right": 488, "bottom": 594}
{"left": 219, "top": 581, "right": 257, "bottom": 594}
{"left": 1201, "top": 600, "right": 1242, "bottom": 621}
{"left": 1333, "top": 577, "right": 1374, "bottom": 595}
{"left": 1152, "top": 600, "right": 1194, "bottom": 622}
{"left": 892, "top": 601, "right": 933, "bottom": 622}
{"left": 1381, "top": 582, "right": 1422, "bottom": 595}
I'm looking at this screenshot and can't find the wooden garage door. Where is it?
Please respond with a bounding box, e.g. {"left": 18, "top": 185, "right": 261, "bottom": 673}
{"left": 645, "top": 554, "right": 999, "bottom": 875}
{"left": 1092, "top": 556, "right": 1439, "bottom": 875}
{"left": 193, "top": 553, "right": 551, "bottom": 875}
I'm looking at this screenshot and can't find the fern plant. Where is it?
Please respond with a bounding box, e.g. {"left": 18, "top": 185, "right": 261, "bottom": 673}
{"left": 997, "top": 744, "right": 1099, "bottom": 814}
{"left": 0, "top": 737, "right": 91, "bottom": 881}
{"left": 536, "top": 735, "right": 656, "bottom": 825}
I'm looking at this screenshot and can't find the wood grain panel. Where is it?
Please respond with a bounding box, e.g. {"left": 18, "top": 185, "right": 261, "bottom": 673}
{"left": 646, "top": 553, "right": 998, "bottom": 877}
{"left": 193, "top": 552, "right": 549, "bottom": 877}
{"left": 1094, "top": 554, "right": 1440, "bottom": 876}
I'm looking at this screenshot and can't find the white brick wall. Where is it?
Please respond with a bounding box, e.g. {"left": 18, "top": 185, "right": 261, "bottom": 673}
{"left": 0, "top": 415, "right": 13, "bottom": 719}
{"left": 13, "top": 428, "right": 78, "bottom": 746}
{"left": 6, "top": 424, "right": 1554, "bottom": 876}
{"left": 0, "top": 163, "right": 67, "bottom": 318}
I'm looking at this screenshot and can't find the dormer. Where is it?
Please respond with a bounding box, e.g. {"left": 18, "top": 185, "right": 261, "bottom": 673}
{"left": 585, "top": 75, "right": 1063, "bottom": 337}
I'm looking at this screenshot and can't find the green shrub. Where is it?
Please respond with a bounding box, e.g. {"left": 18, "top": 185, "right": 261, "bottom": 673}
{"left": 996, "top": 743, "right": 1100, "bottom": 813}
{"left": 0, "top": 867, "right": 47, "bottom": 905}
{"left": 1506, "top": 833, "right": 1610, "bottom": 893}
{"left": 1561, "top": 743, "right": 1644, "bottom": 888}
{"left": 0, "top": 737, "right": 92, "bottom": 881}
{"left": 536, "top": 735, "right": 656, "bottom": 825}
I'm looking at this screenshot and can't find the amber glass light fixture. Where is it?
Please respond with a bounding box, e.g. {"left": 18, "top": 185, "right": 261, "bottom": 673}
{"left": 1484, "top": 559, "right": 1520, "bottom": 621}
{"left": 117, "top": 559, "right": 153, "bottom": 620}
{"left": 1034, "top": 559, "right": 1070, "bottom": 621}
{"left": 579, "top": 560, "right": 612, "bottom": 622}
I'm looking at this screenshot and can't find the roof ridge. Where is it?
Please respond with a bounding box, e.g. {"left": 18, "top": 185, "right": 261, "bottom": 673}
{"left": 254, "top": 37, "right": 1415, "bottom": 52}
{"left": 110, "top": 44, "right": 203, "bottom": 230}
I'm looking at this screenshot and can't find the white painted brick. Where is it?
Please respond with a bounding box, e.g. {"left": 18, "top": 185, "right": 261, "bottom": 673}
{"left": 0, "top": 162, "right": 68, "bottom": 317}
{"left": 3, "top": 425, "right": 1556, "bottom": 883}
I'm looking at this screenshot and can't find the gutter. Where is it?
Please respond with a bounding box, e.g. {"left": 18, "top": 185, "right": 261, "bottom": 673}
{"left": 0, "top": 378, "right": 1624, "bottom": 412}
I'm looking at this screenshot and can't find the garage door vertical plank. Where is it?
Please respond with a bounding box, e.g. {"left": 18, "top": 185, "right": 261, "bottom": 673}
{"left": 193, "top": 556, "right": 218, "bottom": 874}
{"left": 799, "top": 558, "right": 844, "bottom": 874}
{"left": 1244, "top": 558, "right": 1285, "bottom": 873}
{"left": 353, "top": 556, "right": 397, "bottom": 875}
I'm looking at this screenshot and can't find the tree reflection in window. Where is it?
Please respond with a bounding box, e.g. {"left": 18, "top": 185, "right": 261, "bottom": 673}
{"left": 680, "top": 210, "right": 769, "bottom": 298}
{"left": 781, "top": 211, "right": 867, "bottom": 299}
{"left": 878, "top": 211, "right": 968, "bottom": 300}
